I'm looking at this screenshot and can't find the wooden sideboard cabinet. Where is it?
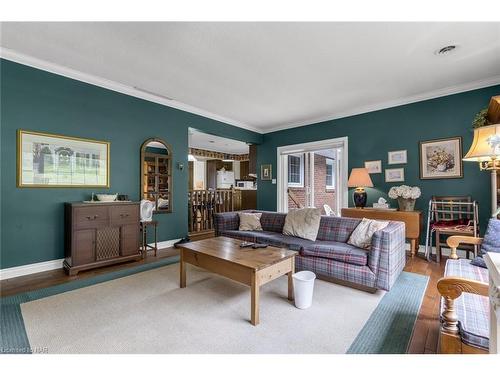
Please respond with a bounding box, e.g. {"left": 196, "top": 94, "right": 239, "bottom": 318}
{"left": 64, "top": 202, "right": 142, "bottom": 275}
{"left": 341, "top": 207, "right": 423, "bottom": 256}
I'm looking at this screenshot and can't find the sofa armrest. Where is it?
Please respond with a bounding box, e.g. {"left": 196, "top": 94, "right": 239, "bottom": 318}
{"left": 214, "top": 212, "right": 240, "bottom": 236}
{"left": 369, "top": 221, "right": 406, "bottom": 290}
{"left": 437, "top": 276, "right": 488, "bottom": 334}
{"left": 446, "top": 236, "right": 483, "bottom": 259}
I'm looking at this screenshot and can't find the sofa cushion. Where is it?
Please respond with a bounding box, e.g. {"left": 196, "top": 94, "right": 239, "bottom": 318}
{"left": 442, "top": 259, "right": 489, "bottom": 350}
{"left": 283, "top": 208, "right": 322, "bottom": 241}
{"left": 220, "top": 230, "right": 315, "bottom": 251}
{"left": 300, "top": 241, "right": 368, "bottom": 266}
{"left": 259, "top": 212, "right": 287, "bottom": 233}
{"left": 316, "top": 216, "right": 361, "bottom": 242}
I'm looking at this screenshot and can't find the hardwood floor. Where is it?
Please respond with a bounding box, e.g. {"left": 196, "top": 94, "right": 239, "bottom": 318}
{"left": 0, "top": 244, "right": 445, "bottom": 354}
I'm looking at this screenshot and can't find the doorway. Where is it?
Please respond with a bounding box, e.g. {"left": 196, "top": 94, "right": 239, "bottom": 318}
{"left": 277, "top": 137, "right": 348, "bottom": 216}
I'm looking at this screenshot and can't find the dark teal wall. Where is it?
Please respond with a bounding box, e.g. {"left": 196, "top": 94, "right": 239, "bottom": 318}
{"left": 257, "top": 85, "right": 500, "bottom": 240}
{"left": 0, "top": 59, "right": 262, "bottom": 269}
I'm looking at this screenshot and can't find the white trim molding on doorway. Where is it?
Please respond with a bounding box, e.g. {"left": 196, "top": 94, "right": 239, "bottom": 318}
{"left": 276, "top": 137, "right": 348, "bottom": 215}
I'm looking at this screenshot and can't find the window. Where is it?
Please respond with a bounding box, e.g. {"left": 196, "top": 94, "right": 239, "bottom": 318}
{"left": 288, "top": 154, "right": 304, "bottom": 187}
{"left": 326, "top": 158, "right": 335, "bottom": 189}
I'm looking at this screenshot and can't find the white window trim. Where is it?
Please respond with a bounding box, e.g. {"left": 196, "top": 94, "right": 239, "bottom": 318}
{"left": 277, "top": 137, "right": 348, "bottom": 215}
{"left": 287, "top": 153, "right": 304, "bottom": 188}
{"left": 326, "top": 158, "right": 335, "bottom": 190}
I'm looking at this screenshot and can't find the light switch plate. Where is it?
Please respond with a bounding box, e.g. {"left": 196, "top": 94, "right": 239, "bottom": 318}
{"left": 272, "top": 179, "right": 276, "bottom": 184}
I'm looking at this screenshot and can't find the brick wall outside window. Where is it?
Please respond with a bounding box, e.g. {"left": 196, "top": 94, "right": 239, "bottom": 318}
{"left": 287, "top": 153, "right": 335, "bottom": 214}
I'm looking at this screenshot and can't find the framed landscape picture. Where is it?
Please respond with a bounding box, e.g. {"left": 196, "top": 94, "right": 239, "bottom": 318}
{"left": 364, "top": 160, "right": 382, "bottom": 174}
{"left": 17, "top": 130, "right": 110, "bottom": 187}
{"left": 385, "top": 168, "right": 405, "bottom": 182}
{"left": 419, "top": 137, "right": 462, "bottom": 180}
{"left": 388, "top": 150, "right": 407, "bottom": 164}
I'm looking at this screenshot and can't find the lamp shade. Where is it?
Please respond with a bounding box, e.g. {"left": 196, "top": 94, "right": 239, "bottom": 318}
{"left": 464, "top": 123, "right": 500, "bottom": 162}
{"left": 348, "top": 168, "right": 373, "bottom": 188}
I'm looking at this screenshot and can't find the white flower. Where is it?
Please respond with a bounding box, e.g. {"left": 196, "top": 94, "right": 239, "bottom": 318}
{"left": 387, "top": 185, "right": 421, "bottom": 200}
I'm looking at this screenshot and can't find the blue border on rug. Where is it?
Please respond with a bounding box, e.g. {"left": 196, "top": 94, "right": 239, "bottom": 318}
{"left": 0, "top": 256, "right": 179, "bottom": 354}
{"left": 347, "top": 271, "right": 430, "bottom": 354}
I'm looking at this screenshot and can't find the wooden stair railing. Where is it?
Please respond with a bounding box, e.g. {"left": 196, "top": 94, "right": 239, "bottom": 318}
{"left": 188, "top": 189, "right": 240, "bottom": 233}
{"left": 287, "top": 188, "right": 304, "bottom": 209}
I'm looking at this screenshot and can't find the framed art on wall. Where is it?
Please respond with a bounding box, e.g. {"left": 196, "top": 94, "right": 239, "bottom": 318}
{"left": 260, "top": 164, "right": 272, "bottom": 181}
{"left": 419, "top": 136, "right": 463, "bottom": 179}
{"left": 388, "top": 150, "right": 407, "bottom": 164}
{"left": 364, "top": 160, "right": 382, "bottom": 174}
{"left": 385, "top": 168, "right": 405, "bottom": 182}
{"left": 17, "top": 130, "right": 110, "bottom": 187}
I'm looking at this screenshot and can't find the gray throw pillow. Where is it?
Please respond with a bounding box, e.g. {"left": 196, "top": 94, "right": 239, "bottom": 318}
{"left": 238, "top": 212, "right": 263, "bottom": 231}
{"left": 471, "top": 218, "right": 500, "bottom": 268}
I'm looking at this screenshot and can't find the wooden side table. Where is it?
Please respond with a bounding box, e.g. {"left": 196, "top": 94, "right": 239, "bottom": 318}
{"left": 140, "top": 220, "right": 158, "bottom": 257}
{"left": 341, "top": 208, "right": 423, "bottom": 256}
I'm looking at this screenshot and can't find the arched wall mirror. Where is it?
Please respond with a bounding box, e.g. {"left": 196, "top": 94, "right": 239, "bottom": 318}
{"left": 140, "top": 138, "right": 172, "bottom": 213}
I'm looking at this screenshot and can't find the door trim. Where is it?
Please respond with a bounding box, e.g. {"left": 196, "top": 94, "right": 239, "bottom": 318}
{"left": 276, "top": 137, "right": 348, "bottom": 214}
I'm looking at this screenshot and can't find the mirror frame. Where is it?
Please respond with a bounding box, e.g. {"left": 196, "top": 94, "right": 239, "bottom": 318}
{"left": 140, "top": 138, "right": 173, "bottom": 214}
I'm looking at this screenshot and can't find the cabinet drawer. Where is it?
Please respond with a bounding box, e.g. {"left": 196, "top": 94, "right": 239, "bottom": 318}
{"left": 74, "top": 206, "right": 109, "bottom": 229}
{"left": 110, "top": 205, "right": 139, "bottom": 226}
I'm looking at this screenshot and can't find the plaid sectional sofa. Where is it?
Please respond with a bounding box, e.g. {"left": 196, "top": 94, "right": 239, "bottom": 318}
{"left": 214, "top": 210, "right": 406, "bottom": 291}
{"left": 441, "top": 259, "right": 489, "bottom": 351}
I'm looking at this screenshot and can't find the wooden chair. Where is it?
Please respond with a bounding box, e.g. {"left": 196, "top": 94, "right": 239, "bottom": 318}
{"left": 425, "top": 196, "right": 479, "bottom": 263}
{"left": 437, "top": 235, "right": 489, "bottom": 354}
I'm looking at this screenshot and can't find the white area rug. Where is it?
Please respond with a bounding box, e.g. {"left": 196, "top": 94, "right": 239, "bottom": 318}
{"left": 21, "top": 263, "right": 385, "bottom": 353}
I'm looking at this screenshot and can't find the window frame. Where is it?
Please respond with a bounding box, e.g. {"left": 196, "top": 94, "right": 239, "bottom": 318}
{"left": 287, "top": 153, "right": 304, "bottom": 188}
{"left": 325, "top": 158, "right": 335, "bottom": 190}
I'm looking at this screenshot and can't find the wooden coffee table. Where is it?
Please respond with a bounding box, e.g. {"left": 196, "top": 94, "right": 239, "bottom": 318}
{"left": 177, "top": 236, "right": 296, "bottom": 325}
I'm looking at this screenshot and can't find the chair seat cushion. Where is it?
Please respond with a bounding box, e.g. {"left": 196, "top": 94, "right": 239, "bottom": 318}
{"left": 443, "top": 259, "right": 489, "bottom": 350}
{"left": 300, "top": 241, "right": 368, "bottom": 266}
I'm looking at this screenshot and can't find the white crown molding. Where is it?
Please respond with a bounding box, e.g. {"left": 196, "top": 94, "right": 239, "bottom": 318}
{"left": 0, "top": 238, "right": 181, "bottom": 280}
{"left": 264, "top": 75, "right": 500, "bottom": 134}
{"left": 2, "top": 47, "right": 499, "bottom": 136}
{"left": 0, "top": 47, "right": 263, "bottom": 134}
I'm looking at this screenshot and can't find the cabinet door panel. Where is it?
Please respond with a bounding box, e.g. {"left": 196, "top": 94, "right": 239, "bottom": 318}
{"left": 73, "top": 229, "right": 96, "bottom": 265}
{"left": 121, "top": 224, "right": 140, "bottom": 256}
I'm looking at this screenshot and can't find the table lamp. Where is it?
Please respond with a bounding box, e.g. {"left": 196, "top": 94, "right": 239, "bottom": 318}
{"left": 348, "top": 168, "right": 373, "bottom": 208}
{"left": 463, "top": 123, "right": 500, "bottom": 215}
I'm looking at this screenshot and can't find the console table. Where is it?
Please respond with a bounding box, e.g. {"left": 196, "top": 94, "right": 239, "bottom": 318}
{"left": 64, "top": 202, "right": 142, "bottom": 275}
{"left": 341, "top": 207, "right": 423, "bottom": 256}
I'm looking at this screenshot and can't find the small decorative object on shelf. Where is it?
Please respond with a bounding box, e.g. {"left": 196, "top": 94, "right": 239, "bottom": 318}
{"left": 388, "top": 185, "right": 421, "bottom": 211}
{"left": 373, "top": 197, "right": 389, "bottom": 209}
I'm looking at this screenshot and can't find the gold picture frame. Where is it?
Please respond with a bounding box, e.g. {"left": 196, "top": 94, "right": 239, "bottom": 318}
{"left": 17, "top": 130, "right": 110, "bottom": 188}
{"left": 419, "top": 136, "right": 463, "bottom": 180}
{"left": 261, "top": 164, "right": 272, "bottom": 181}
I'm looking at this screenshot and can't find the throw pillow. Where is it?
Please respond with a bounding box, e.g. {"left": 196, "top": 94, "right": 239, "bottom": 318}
{"left": 347, "top": 218, "right": 390, "bottom": 250}
{"left": 238, "top": 212, "right": 263, "bottom": 231}
{"left": 470, "top": 218, "right": 500, "bottom": 269}
{"left": 282, "top": 208, "right": 322, "bottom": 241}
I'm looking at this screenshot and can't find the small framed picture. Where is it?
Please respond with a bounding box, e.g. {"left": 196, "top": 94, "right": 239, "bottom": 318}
{"left": 364, "top": 160, "right": 382, "bottom": 174}
{"left": 385, "top": 168, "right": 405, "bottom": 182}
{"left": 388, "top": 150, "right": 407, "bottom": 165}
{"left": 260, "top": 164, "right": 272, "bottom": 181}
{"left": 419, "top": 137, "right": 463, "bottom": 179}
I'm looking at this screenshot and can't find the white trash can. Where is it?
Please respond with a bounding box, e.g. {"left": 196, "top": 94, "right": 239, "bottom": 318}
{"left": 292, "top": 271, "right": 316, "bottom": 309}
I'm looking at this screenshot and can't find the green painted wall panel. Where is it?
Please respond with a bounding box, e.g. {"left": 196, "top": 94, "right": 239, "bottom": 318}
{"left": 0, "top": 59, "right": 262, "bottom": 269}
{"left": 257, "top": 85, "right": 500, "bottom": 241}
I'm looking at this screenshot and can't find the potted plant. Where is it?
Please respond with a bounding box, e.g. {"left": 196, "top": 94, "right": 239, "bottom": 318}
{"left": 388, "top": 185, "right": 422, "bottom": 211}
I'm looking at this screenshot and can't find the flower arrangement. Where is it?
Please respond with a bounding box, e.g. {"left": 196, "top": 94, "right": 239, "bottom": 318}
{"left": 427, "top": 147, "right": 455, "bottom": 171}
{"left": 388, "top": 185, "right": 421, "bottom": 200}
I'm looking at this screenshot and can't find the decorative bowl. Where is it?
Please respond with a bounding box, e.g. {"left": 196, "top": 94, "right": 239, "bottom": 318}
{"left": 96, "top": 194, "right": 117, "bottom": 202}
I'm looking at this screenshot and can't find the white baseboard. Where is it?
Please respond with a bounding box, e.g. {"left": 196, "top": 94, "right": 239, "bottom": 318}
{"left": 0, "top": 238, "right": 182, "bottom": 281}
{"left": 0, "top": 258, "right": 65, "bottom": 281}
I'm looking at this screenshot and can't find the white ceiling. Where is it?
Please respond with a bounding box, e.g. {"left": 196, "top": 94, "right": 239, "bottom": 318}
{"left": 1, "top": 22, "right": 500, "bottom": 133}
{"left": 189, "top": 128, "right": 249, "bottom": 155}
